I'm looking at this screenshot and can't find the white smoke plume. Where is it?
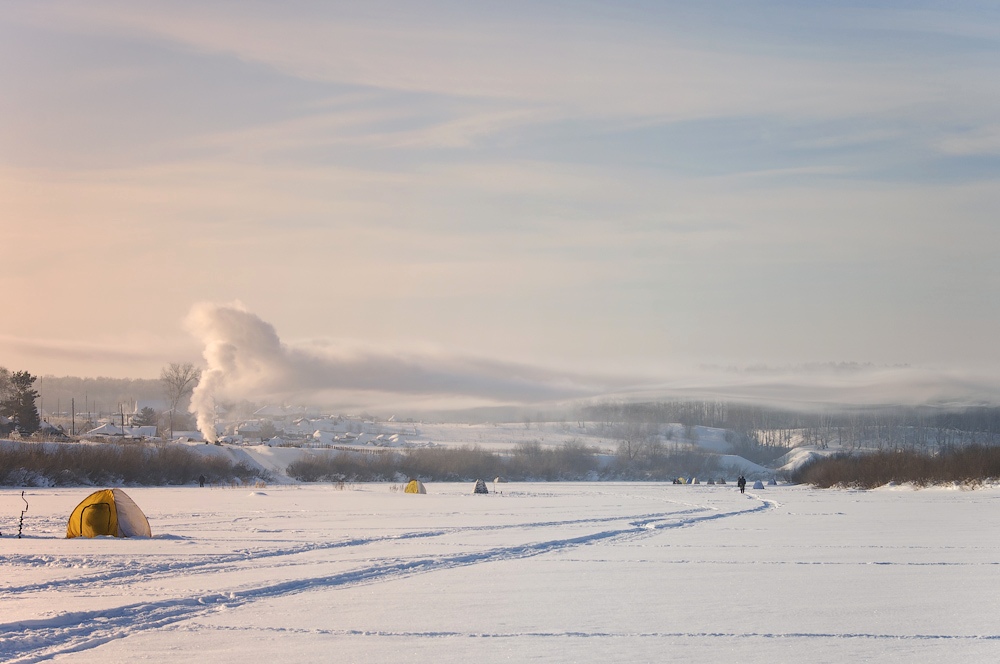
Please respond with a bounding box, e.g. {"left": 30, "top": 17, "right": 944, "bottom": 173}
{"left": 186, "top": 302, "right": 619, "bottom": 440}
{"left": 186, "top": 302, "right": 1000, "bottom": 442}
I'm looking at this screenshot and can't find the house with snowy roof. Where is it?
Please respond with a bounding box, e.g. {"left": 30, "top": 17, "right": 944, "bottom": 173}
{"left": 84, "top": 423, "right": 158, "bottom": 439}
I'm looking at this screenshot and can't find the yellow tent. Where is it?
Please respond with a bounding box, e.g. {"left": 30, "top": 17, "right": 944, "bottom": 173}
{"left": 404, "top": 479, "right": 426, "bottom": 494}
{"left": 66, "top": 488, "right": 152, "bottom": 538}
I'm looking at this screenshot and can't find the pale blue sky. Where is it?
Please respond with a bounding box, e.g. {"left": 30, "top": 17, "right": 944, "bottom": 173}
{"left": 2, "top": 1, "right": 999, "bottom": 407}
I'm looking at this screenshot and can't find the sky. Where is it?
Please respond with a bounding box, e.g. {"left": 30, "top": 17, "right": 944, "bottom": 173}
{"left": 2, "top": 1, "right": 1000, "bottom": 410}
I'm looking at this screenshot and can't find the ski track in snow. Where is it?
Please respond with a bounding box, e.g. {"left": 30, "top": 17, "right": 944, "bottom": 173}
{"left": 1, "top": 507, "right": 709, "bottom": 595}
{"left": 1, "top": 496, "right": 775, "bottom": 662}
{"left": 188, "top": 624, "right": 1000, "bottom": 642}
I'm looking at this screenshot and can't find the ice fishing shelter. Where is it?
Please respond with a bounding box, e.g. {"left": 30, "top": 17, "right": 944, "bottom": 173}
{"left": 404, "top": 479, "right": 426, "bottom": 494}
{"left": 66, "top": 489, "right": 152, "bottom": 538}
{"left": 473, "top": 479, "right": 489, "bottom": 494}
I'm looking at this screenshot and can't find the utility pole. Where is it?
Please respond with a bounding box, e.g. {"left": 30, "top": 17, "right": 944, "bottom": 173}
{"left": 71, "top": 398, "right": 76, "bottom": 436}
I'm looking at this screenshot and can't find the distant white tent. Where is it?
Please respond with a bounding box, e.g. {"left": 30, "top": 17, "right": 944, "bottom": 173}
{"left": 753, "top": 480, "right": 765, "bottom": 489}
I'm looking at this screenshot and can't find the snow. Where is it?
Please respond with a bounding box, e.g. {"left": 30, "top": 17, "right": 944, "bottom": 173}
{"left": 714, "top": 454, "right": 772, "bottom": 476}
{"left": 774, "top": 447, "right": 837, "bottom": 474}
{"left": 82, "top": 423, "right": 157, "bottom": 438}
{"left": 3, "top": 482, "right": 1000, "bottom": 662}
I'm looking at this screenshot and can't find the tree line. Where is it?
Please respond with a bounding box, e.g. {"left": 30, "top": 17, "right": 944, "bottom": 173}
{"left": 286, "top": 441, "right": 727, "bottom": 483}
{"left": 0, "top": 363, "right": 201, "bottom": 438}
{"left": 9, "top": 366, "right": 1000, "bottom": 456}
{"left": 580, "top": 400, "right": 1000, "bottom": 452}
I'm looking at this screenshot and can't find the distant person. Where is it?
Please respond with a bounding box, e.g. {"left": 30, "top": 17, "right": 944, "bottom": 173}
{"left": 737, "top": 475, "right": 746, "bottom": 494}
{"left": 199, "top": 474, "right": 206, "bottom": 488}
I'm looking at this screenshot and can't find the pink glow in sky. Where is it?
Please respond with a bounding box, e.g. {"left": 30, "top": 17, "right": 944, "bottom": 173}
{"left": 2, "top": 1, "right": 999, "bottom": 408}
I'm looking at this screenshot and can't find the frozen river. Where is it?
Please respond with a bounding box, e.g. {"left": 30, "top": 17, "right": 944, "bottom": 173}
{"left": 2, "top": 482, "right": 999, "bottom": 662}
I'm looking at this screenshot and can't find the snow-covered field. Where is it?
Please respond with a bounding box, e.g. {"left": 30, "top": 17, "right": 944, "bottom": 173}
{"left": 3, "top": 482, "right": 999, "bottom": 663}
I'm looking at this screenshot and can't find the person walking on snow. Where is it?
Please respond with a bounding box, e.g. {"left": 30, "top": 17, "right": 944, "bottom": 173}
{"left": 737, "top": 475, "right": 746, "bottom": 494}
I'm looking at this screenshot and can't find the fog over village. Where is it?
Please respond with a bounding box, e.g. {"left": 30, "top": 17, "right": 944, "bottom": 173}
{"left": 3, "top": 2, "right": 1000, "bottom": 662}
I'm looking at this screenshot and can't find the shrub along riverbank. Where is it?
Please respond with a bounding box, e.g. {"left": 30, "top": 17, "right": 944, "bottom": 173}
{"left": 2, "top": 439, "right": 726, "bottom": 486}
{"left": 286, "top": 441, "right": 725, "bottom": 482}
{"left": 16, "top": 438, "right": 997, "bottom": 489}
{"left": 791, "top": 445, "right": 1000, "bottom": 489}
{"left": 0, "top": 441, "right": 270, "bottom": 487}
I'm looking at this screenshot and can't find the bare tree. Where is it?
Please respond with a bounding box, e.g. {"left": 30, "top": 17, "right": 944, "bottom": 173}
{"left": 161, "top": 362, "right": 201, "bottom": 438}
{"left": 613, "top": 421, "right": 655, "bottom": 463}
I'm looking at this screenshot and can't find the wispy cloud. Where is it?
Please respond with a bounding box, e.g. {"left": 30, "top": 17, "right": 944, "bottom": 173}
{"left": 16, "top": 1, "right": 963, "bottom": 122}
{"left": 937, "top": 126, "right": 1000, "bottom": 156}
{"left": 2, "top": 2, "right": 999, "bottom": 388}
{"left": 0, "top": 334, "right": 182, "bottom": 367}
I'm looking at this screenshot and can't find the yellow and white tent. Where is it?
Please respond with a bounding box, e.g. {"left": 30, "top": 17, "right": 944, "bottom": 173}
{"left": 66, "top": 488, "right": 152, "bottom": 538}
{"left": 403, "top": 479, "right": 426, "bottom": 494}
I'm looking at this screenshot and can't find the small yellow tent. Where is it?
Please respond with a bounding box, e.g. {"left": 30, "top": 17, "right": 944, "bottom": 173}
{"left": 404, "top": 479, "right": 426, "bottom": 494}
{"left": 66, "top": 488, "right": 152, "bottom": 538}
